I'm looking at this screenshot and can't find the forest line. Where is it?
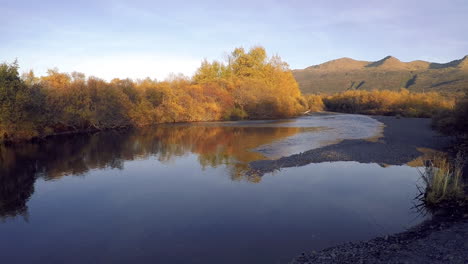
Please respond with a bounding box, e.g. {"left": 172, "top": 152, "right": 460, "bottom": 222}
{"left": 0, "top": 47, "right": 306, "bottom": 141}
{"left": 1, "top": 46, "right": 465, "bottom": 142}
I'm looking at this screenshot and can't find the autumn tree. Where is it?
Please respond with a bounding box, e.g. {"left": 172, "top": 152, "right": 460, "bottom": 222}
{"left": 0, "top": 61, "right": 45, "bottom": 140}
{"left": 194, "top": 46, "right": 306, "bottom": 119}
{"left": 1, "top": 46, "right": 308, "bottom": 142}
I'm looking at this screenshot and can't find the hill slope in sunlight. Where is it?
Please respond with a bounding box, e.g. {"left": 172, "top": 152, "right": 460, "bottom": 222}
{"left": 293, "top": 55, "right": 468, "bottom": 94}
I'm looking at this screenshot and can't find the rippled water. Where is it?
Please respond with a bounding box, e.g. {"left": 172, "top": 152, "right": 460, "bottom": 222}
{"left": 253, "top": 113, "right": 383, "bottom": 158}
{"left": 0, "top": 114, "right": 425, "bottom": 264}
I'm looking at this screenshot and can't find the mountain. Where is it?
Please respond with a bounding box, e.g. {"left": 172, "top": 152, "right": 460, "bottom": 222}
{"left": 293, "top": 55, "right": 468, "bottom": 94}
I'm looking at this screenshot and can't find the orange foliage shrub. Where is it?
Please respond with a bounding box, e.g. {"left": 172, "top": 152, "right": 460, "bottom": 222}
{"left": 323, "top": 89, "right": 454, "bottom": 117}
{"left": 192, "top": 47, "right": 307, "bottom": 119}
{"left": 305, "top": 95, "right": 325, "bottom": 112}
{"left": 1, "top": 47, "right": 307, "bottom": 141}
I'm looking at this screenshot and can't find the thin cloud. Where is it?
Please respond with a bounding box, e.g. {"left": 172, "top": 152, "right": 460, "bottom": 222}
{"left": 1, "top": 0, "right": 467, "bottom": 78}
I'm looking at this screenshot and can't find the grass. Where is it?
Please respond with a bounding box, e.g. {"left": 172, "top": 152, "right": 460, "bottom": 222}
{"left": 418, "top": 152, "right": 467, "bottom": 216}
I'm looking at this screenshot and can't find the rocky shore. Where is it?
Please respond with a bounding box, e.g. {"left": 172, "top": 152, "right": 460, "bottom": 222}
{"left": 250, "top": 116, "right": 453, "bottom": 175}
{"left": 246, "top": 114, "right": 466, "bottom": 264}
{"left": 290, "top": 218, "right": 468, "bottom": 264}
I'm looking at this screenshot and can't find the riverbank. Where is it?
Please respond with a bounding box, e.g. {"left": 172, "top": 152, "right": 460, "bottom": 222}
{"left": 290, "top": 217, "right": 468, "bottom": 264}
{"left": 1, "top": 114, "right": 312, "bottom": 144}
{"left": 267, "top": 114, "right": 466, "bottom": 264}
{"left": 250, "top": 115, "right": 453, "bottom": 174}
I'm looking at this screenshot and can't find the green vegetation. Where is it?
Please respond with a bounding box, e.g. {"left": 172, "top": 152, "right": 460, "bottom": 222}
{"left": 309, "top": 89, "right": 454, "bottom": 118}
{"left": 0, "top": 47, "right": 307, "bottom": 142}
{"left": 418, "top": 153, "right": 467, "bottom": 215}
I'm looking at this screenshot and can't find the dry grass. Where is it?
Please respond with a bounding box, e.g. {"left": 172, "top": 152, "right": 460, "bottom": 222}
{"left": 418, "top": 153, "right": 467, "bottom": 214}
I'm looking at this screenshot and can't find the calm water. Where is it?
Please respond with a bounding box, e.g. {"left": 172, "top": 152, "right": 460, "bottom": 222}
{"left": 0, "top": 115, "right": 425, "bottom": 264}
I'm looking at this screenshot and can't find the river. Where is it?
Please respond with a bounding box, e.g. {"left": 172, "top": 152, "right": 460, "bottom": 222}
{"left": 0, "top": 114, "right": 428, "bottom": 264}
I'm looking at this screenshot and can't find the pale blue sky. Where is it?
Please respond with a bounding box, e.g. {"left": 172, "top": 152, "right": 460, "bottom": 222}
{"left": 1, "top": 0, "right": 467, "bottom": 80}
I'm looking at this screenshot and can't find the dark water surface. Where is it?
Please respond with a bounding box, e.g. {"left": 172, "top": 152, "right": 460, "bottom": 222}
{"left": 0, "top": 115, "right": 425, "bottom": 264}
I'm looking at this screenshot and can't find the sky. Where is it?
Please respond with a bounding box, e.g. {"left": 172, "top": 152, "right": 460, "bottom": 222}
{"left": 1, "top": 0, "right": 467, "bottom": 80}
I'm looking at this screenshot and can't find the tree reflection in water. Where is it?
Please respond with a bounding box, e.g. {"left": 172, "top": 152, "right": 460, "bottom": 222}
{"left": 0, "top": 124, "right": 305, "bottom": 218}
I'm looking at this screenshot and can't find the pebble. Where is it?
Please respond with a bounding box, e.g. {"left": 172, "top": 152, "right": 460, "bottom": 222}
{"left": 290, "top": 220, "right": 468, "bottom": 264}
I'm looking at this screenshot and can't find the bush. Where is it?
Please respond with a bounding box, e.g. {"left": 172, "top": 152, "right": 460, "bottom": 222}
{"left": 227, "top": 107, "right": 248, "bottom": 120}
{"left": 306, "top": 94, "right": 324, "bottom": 112}
{"left": 432, "top": 93, "right": 468, "bottom": 135}
{"left": 322, "top": 89, "right": 454, "bottom": 117}
{"left": 0, "top": 46, "right": 307, "bottom": 142}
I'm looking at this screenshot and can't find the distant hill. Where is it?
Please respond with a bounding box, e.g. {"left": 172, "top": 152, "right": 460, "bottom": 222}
{"left": 293, "top": 55, "right": 468, "bottom": 94}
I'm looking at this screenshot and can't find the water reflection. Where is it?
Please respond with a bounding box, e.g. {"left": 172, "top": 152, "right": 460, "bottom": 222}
{"left": 1, "top": 124, "right": 314, "bottom": 218}
{"left": 0, "top": 118, "right": 431, "bottom": 264}
{"left": 0, "top": 114, "right": 436, "bottom": 221}
{"left": 0, "top": 160, "right": 426, "bottom": 264}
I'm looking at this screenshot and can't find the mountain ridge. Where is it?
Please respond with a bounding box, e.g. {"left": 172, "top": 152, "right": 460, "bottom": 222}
{"left": 293, "top": 55, "right": 468, "bottom": 94}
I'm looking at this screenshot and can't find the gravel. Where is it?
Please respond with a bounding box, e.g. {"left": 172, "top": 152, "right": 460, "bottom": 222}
{"left": 290, "top": 218, "right": 468, "bottom": 264}
{"left": 246, "top": 115, "right": 465, "bottom": 264}
{"left": 250, "top": 116, "right": 453, "bottom": 175}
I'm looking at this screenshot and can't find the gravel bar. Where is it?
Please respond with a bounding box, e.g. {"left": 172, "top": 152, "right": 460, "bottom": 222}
{"left": 250, "top": 116, "right": 453, "bottom": 175}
